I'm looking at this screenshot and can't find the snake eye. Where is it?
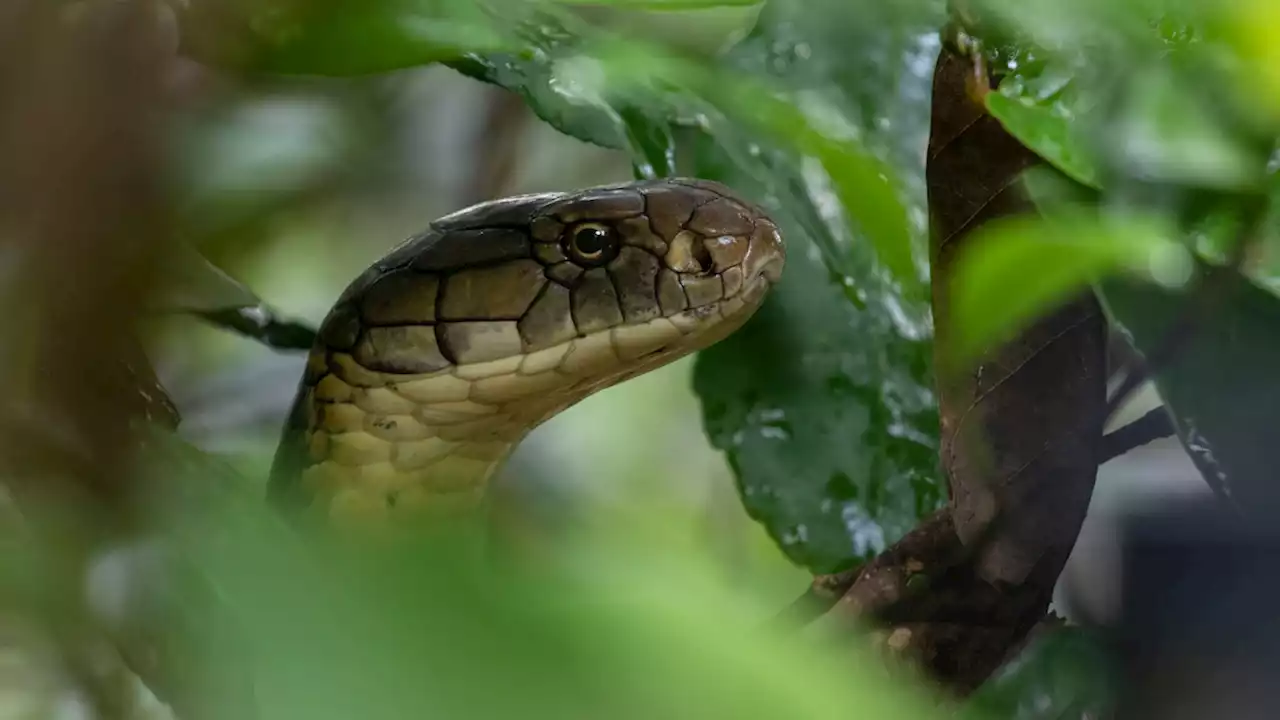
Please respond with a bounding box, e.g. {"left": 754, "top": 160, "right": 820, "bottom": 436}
{"left": 564, "top": 222, "right": 620, "bottom": 267}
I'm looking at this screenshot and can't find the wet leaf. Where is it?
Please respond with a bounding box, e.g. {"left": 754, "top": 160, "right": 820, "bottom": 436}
{"left": 454, "top": 0, "right": 936, "bottom": 291}
{"left": 619, "top": 105, "right": 677, "bottom": 179}
{"left": 447, "top": 30, "right": 629, "bottom": 151}
{"left": 984, "top": 83, "right": 1100, "bottom": 189}
{"left": 1098, "top": 260, "right": 1280, "bottom": 520}
{"left": 153, "top": 242, "right": 319, "bottom": 353}
{"left": 718, "top": 0, "right": 942, "bottom": 291}
{"left": 946, "top": 210, "right": 1192, "bottom": 364}
{"left": 678, "top": 0, "right": 944, "bottom": 572}
{"left": 691, "top": 129, "right": 941, "bottom": 574}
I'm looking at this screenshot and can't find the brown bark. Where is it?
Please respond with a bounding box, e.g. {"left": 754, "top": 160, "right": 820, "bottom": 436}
{"left": 0, "top": 3, "right": 193, "bottom": 718}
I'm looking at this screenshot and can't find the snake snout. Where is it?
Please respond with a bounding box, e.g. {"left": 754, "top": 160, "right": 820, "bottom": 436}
{"left": 744, "top": 217, "right": 785, "bottom": 286}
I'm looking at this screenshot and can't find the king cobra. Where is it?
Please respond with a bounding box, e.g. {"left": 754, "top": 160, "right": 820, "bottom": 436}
{"left": 267, "top": 178, "right": 785, "bottom": 529}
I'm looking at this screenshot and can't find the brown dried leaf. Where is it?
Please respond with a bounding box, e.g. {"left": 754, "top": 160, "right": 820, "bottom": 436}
{"left": 815, "top": 44, "right": 1107, "bottom": 696}
{"left": 928, "top": 50, "right": 1106, "bottom": 588}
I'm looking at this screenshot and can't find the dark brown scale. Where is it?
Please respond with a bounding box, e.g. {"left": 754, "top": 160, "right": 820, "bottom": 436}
{"left": 518, "top": 282, "right": 577, "bottom": 351}
{"left": 656, "top": 269, "right": 688, "bottom": 314}
{"left": 616, "top": 216, "right": 668, "bottom": 256}
{"left": 681, "top": 274, "right": 724, "bottom": 308}
{"left": 608, "top": 247, "right": 662, "bottom": 324}
{"left": 533, "top": 242, "right": 566, "bottom": 265}
{"left": 432, "top": 192, "right": 559, "bottom": 230}
{"left": 546, "top": 262, "right": 584, "bottom": 286}
{"left": 319, "top": 303, "right": 361, "bottom": 351}
{"left": 438, "top": 259, "right": 546, "bottom": 320}
{"left": 668, "top": 177, "right": 754, "bottom": 207}
{"left": 571, "top": 268, "right": 624, "bottom": 334}
{"left": 360, "top": 269, "right": 440, "bottom": 326}
{"left": 688, "top": 198, "right": 755, "bottom": 237}
{"left": 412, "top": 227, "right": 530, "bottom": 272}
{"left": 437, "top": 321, "right": 522, "bottom": 365}
{"left": 530, "top": 216, "right": 563, "bottom": 243}
{"left": 549, "top": 189, "right": 644, "bottom": 222}
{"left": 702, "top": 232, "right": 750, "bottom": 271}
{"left": 642, "top": 185, "right": 700, "bottom": 240}
{"left": 355, "top": 326, "right": 451, "bottom": 374}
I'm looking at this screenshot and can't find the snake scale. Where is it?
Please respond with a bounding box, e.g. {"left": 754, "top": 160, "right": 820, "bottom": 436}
{"left": 267, "top": 177, "right": 785, "bottom": 529}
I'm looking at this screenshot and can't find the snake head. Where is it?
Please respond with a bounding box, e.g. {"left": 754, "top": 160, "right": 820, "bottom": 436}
{"left": 273, "top": 178, "right": 784, "bottom": 524}
{"left": 299, "top": 178, "right": 784, "bottom": 476}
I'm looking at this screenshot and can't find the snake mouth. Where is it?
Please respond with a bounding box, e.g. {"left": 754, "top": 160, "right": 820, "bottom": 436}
{"left": 760, "top": 257, "right": 785, "bottom": 284}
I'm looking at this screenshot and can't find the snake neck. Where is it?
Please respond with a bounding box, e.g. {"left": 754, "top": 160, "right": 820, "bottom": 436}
{"left": 275, "top": 345, "right": 591, "bottom": 530}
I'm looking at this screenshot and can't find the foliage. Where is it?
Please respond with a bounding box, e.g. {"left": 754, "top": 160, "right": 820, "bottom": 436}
{"left": 11, "top": 0, "right": 1280, "bottom": 717}
{"left": 123, "top": 430, "right": 943, "bottom": 720}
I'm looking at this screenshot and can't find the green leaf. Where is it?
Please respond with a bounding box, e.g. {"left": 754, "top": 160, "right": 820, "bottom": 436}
{"left": 447, "top": 25, "right": 631, "bottom": 151}
{"left": 564, "top": 0, "right": 762, "bottom": 7}
{"left": 1104, "top": 65, "right": 1267, "bottom": 192}
{"left": 673, "top": 0, "right": 943, "bottom": 571}
{"left": 181, "top": 0, "right": 511, "bottom": 76}
{"left": 557, "top": 0, "right": 766, "bottom": 56}
{"left": 151, "top": 243, "right": 318, "bottom": 352}
{"left": 133, "top": 428, "right": 945, "bottom": 720}
{"left": 716, "top": 0, "right": 940, "bottom": 292}
{"left": 153, "top": 241, "right": 264, "bottom": 313}
{"left": 962, "top": 626, "right": 1117, "bottom": 720}
{"left": 455, "top": 0, "right": 935, "bottom": 291}
{"left": 985, "top": 84, "right": 1101, "bottom": 190}
{"left": 1098, "top": 259, "right": 1280, "bottom": 518}
{"left": 691, "top": 130, "right": 941, "bottom": 574}
{"left": 946, "top": 210, "right": 1192, "bottom": 364}
{"left": 618, "top": 105, "right": 677, "bottom": 178}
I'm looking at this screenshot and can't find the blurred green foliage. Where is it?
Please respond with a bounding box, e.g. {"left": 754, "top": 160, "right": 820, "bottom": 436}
{"left": 13, "top": 0, "right": 1280, "bottom": 717}
{"left": 963, "top": 626, "right": 1116, "bottom": 720}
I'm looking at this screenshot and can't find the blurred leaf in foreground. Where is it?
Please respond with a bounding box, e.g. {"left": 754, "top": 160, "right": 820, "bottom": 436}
{"left": 976, "top": 0, "right": 1272, "bottom": 195}
{"left": 1099, "top": 259, "right": 1280, "bottom": 520}
{"left": 945, "top": 209, "right": 1192, "bottom": 365}
{"left": 179, "top": 0, "right": 511, "bottom": 75}
{"left": 153, "top": 241, "right": 262, "bottom": 313}
{"left": 135, "top": 429, "right": 943, "bottom": 720}
{"left": 1220, "top": 0, "right": 1280, "bottom": 122}
{"left": 558, "top": 0, "right": 765, "bottom": 56}
{"left": 171, "top": 94, "right": 363, "bottom": 240}
{"left": 962, "top": 626, "right": 1116, "bottom": 720}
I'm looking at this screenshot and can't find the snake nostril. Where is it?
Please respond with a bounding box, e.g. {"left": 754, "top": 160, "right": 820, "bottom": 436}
{"left": 691, "top": 238, "right": 714, "bottom": 275}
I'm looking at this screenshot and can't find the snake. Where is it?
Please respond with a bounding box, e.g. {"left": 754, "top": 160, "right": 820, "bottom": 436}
{"left": 267, "top": 177, "right": 785, "bottom": 530}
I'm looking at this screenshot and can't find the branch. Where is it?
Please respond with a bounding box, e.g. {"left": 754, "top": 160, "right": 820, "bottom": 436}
{"left": 1104, "top": 197, "right": 1267, "bottom": 421}
{"left": 193, "top": 306, "right": 317, "bottom": 352}
{"left": 1099, "top": 407, "right": 1175, "bottom": 464}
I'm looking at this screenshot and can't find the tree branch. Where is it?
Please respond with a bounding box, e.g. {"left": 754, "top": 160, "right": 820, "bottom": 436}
{"left": 193, "top": 306, "right": 317, "bottom": 352}
{"left": 1099, "top": 407, "right": 1175, "bottom": 464}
